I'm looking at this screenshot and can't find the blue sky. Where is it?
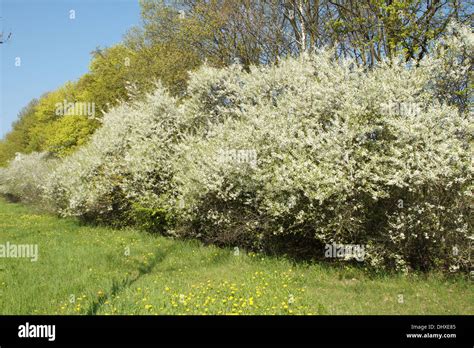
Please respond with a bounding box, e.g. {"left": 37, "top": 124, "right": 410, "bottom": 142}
{"left": 0, "top": 0, "right": 141, "bottom": 137}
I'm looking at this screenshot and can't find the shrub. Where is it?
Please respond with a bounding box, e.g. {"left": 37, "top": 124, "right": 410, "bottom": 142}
{"left": 1, "top": 22, "right": 471, "bottom": 273}
{"left": 130, "top": 201, "right": 175, "bottom": 234}
{"left": 171, "top": 23, "right": 473, "bottom": 272}
{"left": 43, "top": 84, "right": 185, "bottom": 224}
{"left": 0, "top": 152, "right": 57, "bottom": 205}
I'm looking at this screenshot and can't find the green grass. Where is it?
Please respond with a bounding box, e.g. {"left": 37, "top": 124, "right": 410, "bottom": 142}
{"left": 0, "top": 198, "right": 472, "bottom": 315}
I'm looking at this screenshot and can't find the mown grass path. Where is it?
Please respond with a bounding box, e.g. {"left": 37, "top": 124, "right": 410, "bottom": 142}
{"left": 0, "top": 199, "right": 472, "bottom": 315}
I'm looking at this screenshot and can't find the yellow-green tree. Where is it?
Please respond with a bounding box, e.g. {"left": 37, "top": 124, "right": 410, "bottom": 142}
{"left": 0, "top": 99, "right": 39, "bottom": 166}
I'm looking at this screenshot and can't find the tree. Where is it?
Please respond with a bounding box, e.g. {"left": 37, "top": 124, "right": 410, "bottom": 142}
{"left": 0, "top": 99, "right": 39, "bottom": 166}
{"left": 323, "top": 0, "right": 472, "bottom": 65}
{"left": 145, "top": 0, "right": 472, "bottom": 67}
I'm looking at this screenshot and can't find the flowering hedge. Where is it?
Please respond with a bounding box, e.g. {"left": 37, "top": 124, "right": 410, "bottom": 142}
{"left": 41, "top": 85, "right": 185, "bottom": 225}
{"left": 1, "top": 22, "right": 471, "bottom": 272}
{"left": 0, "top": 152, "right": 57, "bottom": 205}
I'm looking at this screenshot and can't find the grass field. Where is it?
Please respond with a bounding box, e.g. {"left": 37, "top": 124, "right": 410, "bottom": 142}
{"left": 0, "top": 198, "right": 472, "bottom": 315}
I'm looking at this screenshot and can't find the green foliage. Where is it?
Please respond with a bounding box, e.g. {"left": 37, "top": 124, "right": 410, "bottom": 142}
{"left": 43, "top": 116, "right": 99, "bottom": 158}
{"left": 130, "top": 202, "right": 174, "bottom": 234}
{"left": 0, "top": 81, "right": 99, "bottom": 159}
{"left": 82, "top": 45, "right": 138, "bottom": 111}
{"left": 27, "top": 83, "right": 79, "bottom": 153}
{"left": 0, "top": 99, "right": 39, "bottom": 166}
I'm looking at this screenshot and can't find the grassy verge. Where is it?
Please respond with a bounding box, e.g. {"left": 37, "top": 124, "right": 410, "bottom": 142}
{"left": 0, "top": 198, "right": 472, "bottom": 315}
